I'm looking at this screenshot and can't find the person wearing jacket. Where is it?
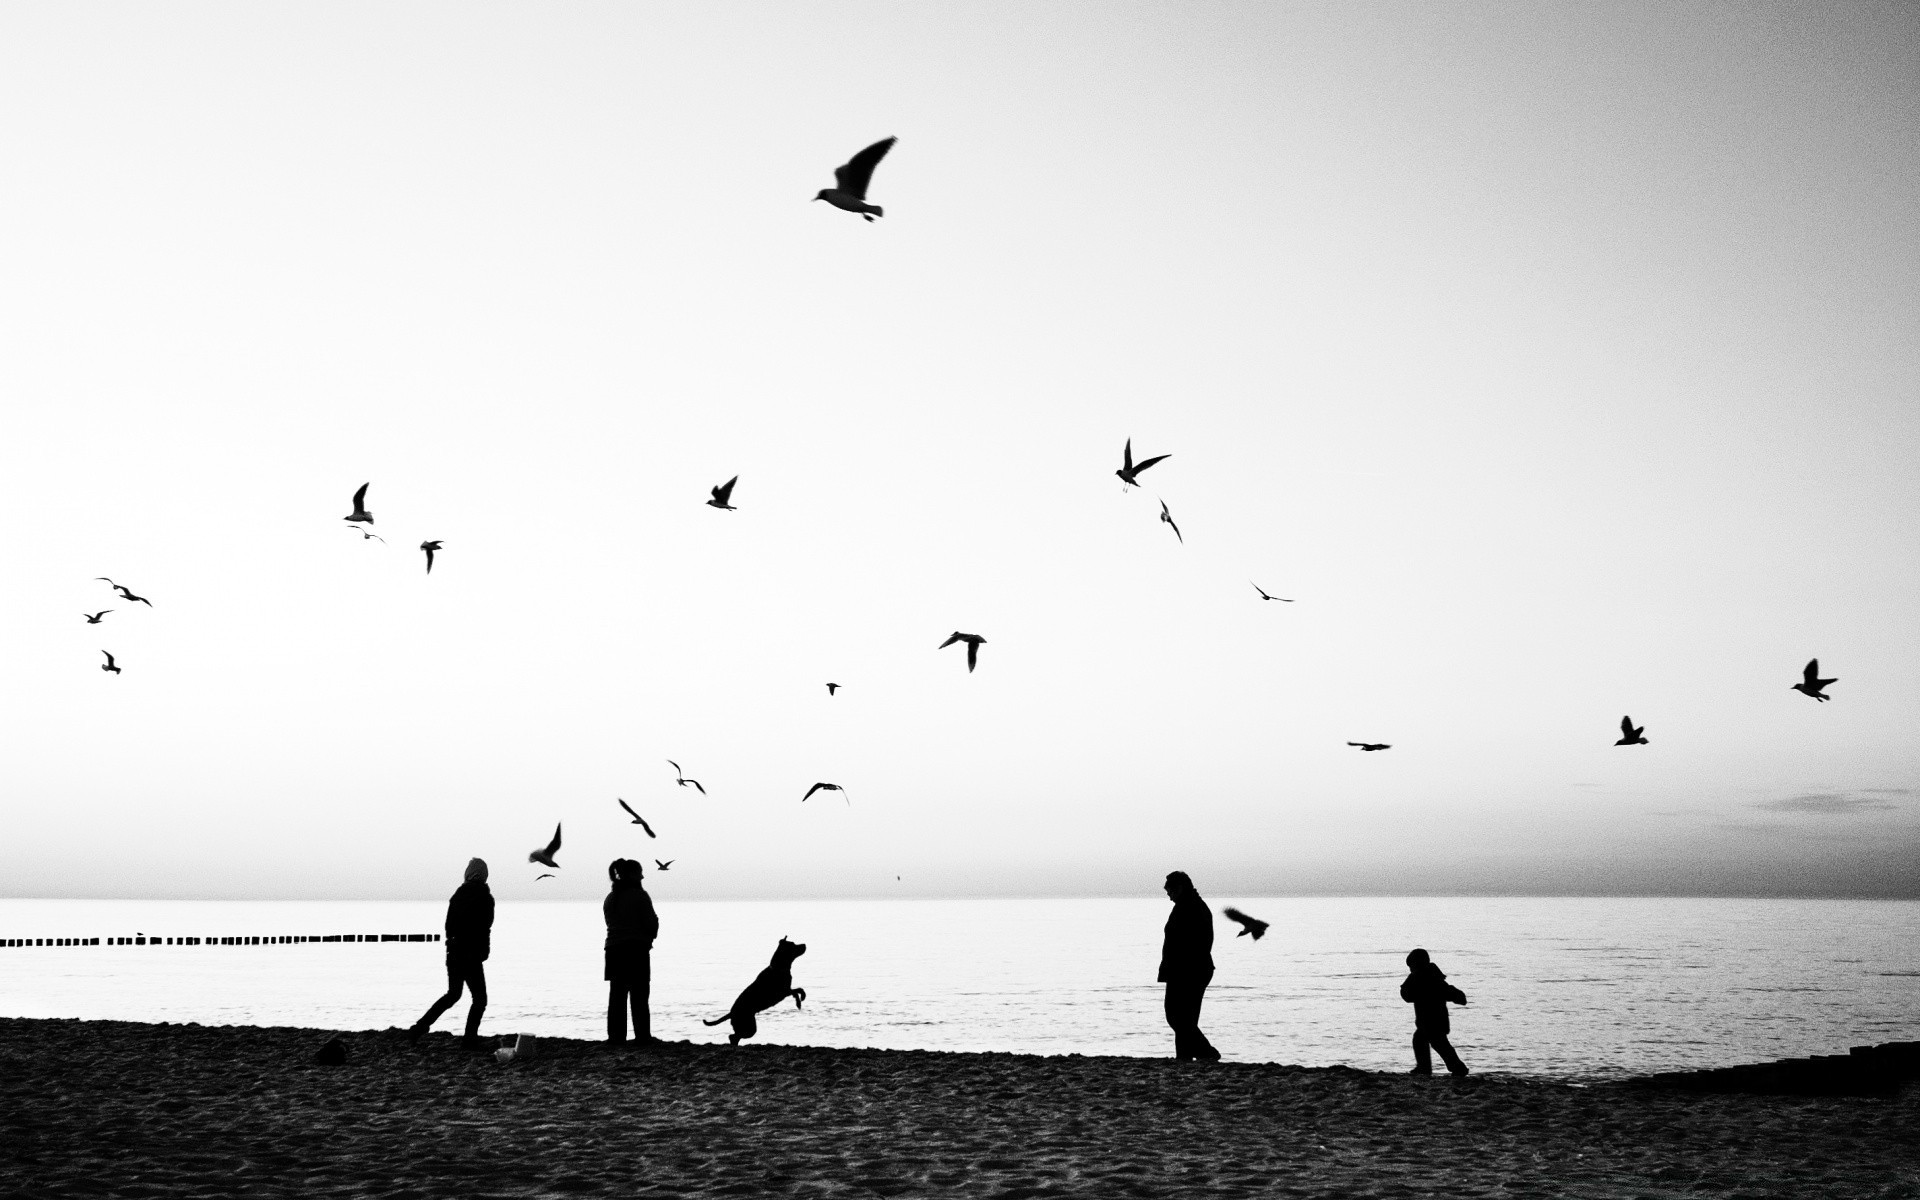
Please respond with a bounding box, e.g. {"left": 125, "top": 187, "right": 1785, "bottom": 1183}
{"left": 604, "top": 858, "right": 659, "bottom": 1045}
{"left": 1158, "top": 870, "right": 1220, "bottom": 1061}
{"left": 1400, "top": 947, "right": 1470, "bottom": 1075}
{"left": 408, "top": 857, "right": 495, "bottom": 1048}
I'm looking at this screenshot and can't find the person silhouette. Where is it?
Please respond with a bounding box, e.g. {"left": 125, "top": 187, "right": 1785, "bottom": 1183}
{"left": 1400, "top": 947, "right": 1469, "bottom": 1076}
{"left": 408, "top": 857, "right": 494, "bottom": 1048}
{"left": 604, "top": 858, "right": 659, "bottom": 1046}
{"left": 1158, "top": 871, "right": 1220, "bottom": 1061}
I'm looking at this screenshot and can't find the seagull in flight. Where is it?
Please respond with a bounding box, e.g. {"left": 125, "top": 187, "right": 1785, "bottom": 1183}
{"left": 83, "top": 611, "right": 112, "bottom": 624}
{"left": 939, "top": 631, "right": 986, "bottom": 673}
{"left": 654, "top": 860, "right": 673, "bottom": 872}
{"left": 95, "top": 579, "right": 153, "bottom": 607}
{"left": 825, "top": 682, "right": 840, "bottom": 696}
{"left": 802, "top": 782, "right": 848, "bottom": 805}
{"left": 1222, "top": 907, "right": 1269, "bottom": 940}
{"left": 667, "top": 761, "right": 706, "bottom": 795}
{"left": 528, "top": 823, "right": 562, "bottom": 869}
{"left": 1115, "top": 439, "right": 1170, "bottom": 488}
{"left": 707, "top": 476, "right": 738, "bottom": 510}
{"left": 1615, "top": 716, "right": 1648, "bottom": 746}
{"left": 1251, "top": 583, "right": 1293, "bottom": 602}
{"left": 814, "top": 136, "right": 895, "bottom": 222}
{"left": 1792, "top": 659, "right": 1836, "bottom": 702}
{"left": 419, "top": 541, "right": 442, "bottom": 574}
{"left": 100, "top": 650, "right": 121, "bottom": 675}
{"left": 536, "top": 873, "right": 555, "bottom": 880}
{"left": 1158, "top": 499, "right": 1182, "bottom": 544}
{"left": 347, "top": 526, "right": 385, "bottom": 542}
{"left": 616, "top": 800, "right": 657, "bottom": 838}
{"left": 1347, "top": 742, "right": 1391, "bottom": 752}
{"left": 344, "top": 483, "right": 373, "bottom": 525}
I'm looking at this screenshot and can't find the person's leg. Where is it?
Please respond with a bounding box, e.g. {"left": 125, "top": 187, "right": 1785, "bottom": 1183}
{"left": 631, "top": 956, "right": 651, "bottom": 1044}
{"left": 1165, "top": 981, "right": 1201, "bottom": 1058}
{"left": 1411, "top": 1029, "right": 1434, "bottom": 1073}
{"left": 1430, "top": 1030, "right": 1468, "bottom": 1075}
{"left": 1188, "top": 977, "right": 1219, "bottom": 1061}
{"left": 608, "top": 980, "right": 630, "bottom": 1042}
{"left": 462, "top": 961, "right": 487, "bottom": 1042}
{"left": 413, "top": 959, "right": 465, "bottom": 1035}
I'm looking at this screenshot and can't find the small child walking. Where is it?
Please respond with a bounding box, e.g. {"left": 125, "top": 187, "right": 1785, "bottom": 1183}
{"left": 1400, "top": 947, "right": 1470, "bottom": 1076}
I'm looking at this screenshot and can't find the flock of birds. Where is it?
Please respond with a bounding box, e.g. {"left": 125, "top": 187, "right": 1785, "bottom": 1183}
{"left": 81, "top": 135, "right": 1845, "bottom": 888}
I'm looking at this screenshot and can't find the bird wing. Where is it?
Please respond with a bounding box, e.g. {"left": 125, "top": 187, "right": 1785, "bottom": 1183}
{"left": 689, "top": 780, "right": 706, "bottom": 795}
{"left": 1121, "top": 439, "right": 1134, "bottom": 472}
{"left": 656, "top": 860, "right": 672, "bottom": 869}
{"left": 803, "top": 783, "right": 826, "bottom": 802}
{"left": 351, "top": 483, "right": 368, "bottom": 508}
{"left": 638, "top": 816, "right": 655, "bottom": 838}
{"left": 938, "top": 633, "right": 961, "bottom": 649}
{"left": 1347, "top": 742, "right": 1364, "bottom": 747}
{"left": 102, "top": 651, "right": 115, "bottom": 667}
{"left": 536, "top": 873, "right": 554, "bottom": 879}
{"left": 833, "top": 137, "right": 896, "bottom": 199}
{"left": 544, "top": 823, "right": 562, "bottom": 855}
{"left": 713, "top": 476, "right": 737, "bottom": 503}
{"left": 619, "top": 798, "right": 641, "bottom": 821}
{"left": 1620, "top": 716, "right": 1635, "bottom": 736}
{"left": 1133, "top": 453, "right": 1170, "bottom": 475}
{"left": 1802, "top": 659, "right": 1820, "bottom": 684}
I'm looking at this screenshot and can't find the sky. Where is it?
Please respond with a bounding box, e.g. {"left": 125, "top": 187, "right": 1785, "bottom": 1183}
{"left": 1, "top": 1, "right": 1915, "bottom": 901}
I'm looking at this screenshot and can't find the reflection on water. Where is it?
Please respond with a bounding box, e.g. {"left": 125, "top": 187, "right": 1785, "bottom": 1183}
{"left": 1, "top": 895, "right": 1914, "bottom": 1078}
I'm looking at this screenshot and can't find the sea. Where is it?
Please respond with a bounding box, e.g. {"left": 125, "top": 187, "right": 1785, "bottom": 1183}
{"left": 2, "top": 896, "right": 1914, "bottom": 1080}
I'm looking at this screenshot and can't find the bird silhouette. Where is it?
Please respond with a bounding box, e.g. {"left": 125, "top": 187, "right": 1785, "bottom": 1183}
{"left": 825, "top": 682, "right": 840, "bottom": 696}
{"left": 1792, "top": 659, "right": 1836, "bottom": 702}
{"left": 83, "top": 610, "right": 112, "bottom": 624}
{"left": 1222, "top": 907, "right": 1269, "bottom": 940}
{"left": 344, "top": 483, "right": 373, "bottom": 525}
{"left": 616, "top": 799, "right": 657, "bottom": 838}
{"left": 95, "top": 579, "right": 152, "bottom": 607}
{"left": 1158, "top": 499, "right": 1183, "bottom": 544}
{"left": 939, "top": 631, "right": 986, "bottom": 673}
{"left": 707, "top": 476, "right": 738, "bottom": 510}
{"left": 1251, "top": 583, "right": 1293, "bottom": 602}
{"left": 347, "top": 526, "right": 385, "bottom": 542}
{"left": 1615, "top": 716, "right": 1648, "bottom": 746}
{"left": 1347, "top": 742, "right": 1391, "bottom": 752}
{"left": 535, "top": 873, "right": 555, "bottom": 880}
{"left": 419, "top": 541, "right": 442, "bottom": 574}
{"left": 667, "top": 761, "right": 706, "bottom": 794}
{"left": 654, "top": 860, "right": 673, "bottom": 871}
{"left": 100, "top": 650, "right": 121, "bottom": 675}
{"left": 528, "top": 823, "right": 562, "bottom": 868}
{"left": 1115, "top": 439, "right": 1170, "bottom": 488}
{"left": 802, "top": 782, "right": 848, "bottom": 805}
{"left": 814, "top": 137, "right": 895, "bottom": 221}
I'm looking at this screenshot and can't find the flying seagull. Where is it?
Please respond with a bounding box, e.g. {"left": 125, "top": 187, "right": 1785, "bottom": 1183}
{"left": 707, "top": 476, "right": 738, "bottom": 511}
{"left": 654, "top": 860, "right": 673, "bottom": 872}
{"left": 419, "top": 541, "right": 442, "bottom": 574}
{"left": 344, "top": 483, "right": 373, "bottom": 525}
{"left": 100, "top": 650, "right": 121, "bottom": 675}
{"left": 814, "top": 136, "right": 896, "bottom": 222}
{"left": 616, "top": 799, "right": 657, "bottom": 838}
{"left": 1347, "top": 742, "right": 1391, "bottom": 752}
{"left": 802, "top": 782, "right": 849, "bottom": 805}
{"left": 1615, "top": 716, "right": 1648, "bottom": 746}
{"left": 83, "top": 611, "right": 112, "bottom": 624}
{"left": 825, "top": 682, "right": 840, "bottom": 696}
{"left": 347, "top": 526, "right": 385, "bottom": 542}
{"left": 1222, "top": 907, "right": 1269, "bottom": 940}
{"left": 528, "top": 823, "right": 562, "bottom": 869}
{"left": 1115, "top": 439, "right": 1170, "bottom": 488}
{"left": 939, "top": 631, "right": 986, "bottom": 673}
{"left": 1158, "top": 499, "right": 1183, "bottom": 544}
{"left": 95, "top": 579, "right": 153, "bottom": 607}
{"left": 667, "top": 761, "right": 706, "bottom": 795}
{"left": 1792, "top": 658, "right": 1836, "bottom": 703}
{"left": 536, "top": 873, "right": 555, "bottom": 880}
{"left": 1251, "top": 583, "right": 1293, "bottom": 602}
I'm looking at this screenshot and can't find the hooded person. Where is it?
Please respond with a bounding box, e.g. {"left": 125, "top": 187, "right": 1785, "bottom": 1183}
{"left": 1400, "top": 947, "right": 1470, "bottom": 1076}
{"left": 1158, "top": 870, "right": 1221, "bottom": 1061}
{"left": 408, "top": 857, "right": 495, "bottom": 1048}
{"left": 604, "top": 858, "right": 659, "bottom": 1045}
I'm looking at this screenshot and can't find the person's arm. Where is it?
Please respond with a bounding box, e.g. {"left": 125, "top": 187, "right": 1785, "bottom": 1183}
{"left": 1400, "top": 975, "right": 1417, "bottom": 1003}
{"left": 641, "top": 893, "right": 659, "bottom": 944}
{"left": 1447, "top": 983, "right": 1467, "bottom": 1006}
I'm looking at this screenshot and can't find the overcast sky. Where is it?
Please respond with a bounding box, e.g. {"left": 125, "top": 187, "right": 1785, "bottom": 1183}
{"left": 2, "top": 1, "right": 1914, "bottom": 902}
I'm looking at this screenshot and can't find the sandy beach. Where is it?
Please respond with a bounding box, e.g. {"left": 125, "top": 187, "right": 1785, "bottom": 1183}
{"left": 2, "top": 1018, "right": 1915, "bottom": 1198}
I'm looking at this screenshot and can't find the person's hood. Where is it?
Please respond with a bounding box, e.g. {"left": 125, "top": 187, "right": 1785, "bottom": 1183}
{"left": 464, "top": 857, "right": 489, "bottom": 883}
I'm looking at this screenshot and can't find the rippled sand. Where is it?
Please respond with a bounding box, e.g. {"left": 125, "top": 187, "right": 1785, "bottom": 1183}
{"left": 2, "top": 1018, "right": 1915, "bottom": 1198}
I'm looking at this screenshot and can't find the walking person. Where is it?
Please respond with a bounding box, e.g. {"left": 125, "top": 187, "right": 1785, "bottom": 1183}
{"left": 408, "top": 857, "right": 494, "bottom": 1048}
{"left": 604, "top": 858, "right": 659, "bottom": 1046}
{"left": 1400, "top": 947, "right": 1470, "bottom": 1076}
{"left": 1158, "top": 870, "right": 1220, "bottom": 1061}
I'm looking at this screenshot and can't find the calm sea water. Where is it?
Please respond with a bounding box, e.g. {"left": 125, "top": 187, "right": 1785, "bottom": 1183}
{"left": 1, "top": 896, "right": 1914, "bottom": 1079}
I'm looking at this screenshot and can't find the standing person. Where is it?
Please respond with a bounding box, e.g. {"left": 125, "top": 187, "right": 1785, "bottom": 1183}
{"left": 604, "top": 858, "right": 659, "bottom": 1046}
{"left": 1158, "top": 870, "right": 1220, "bottom": 1061}
{"left": 408, "top": 857, "right": 494, "bottom": 1048}
{"left": 1400, "top": 947, "right": 1470, "bottom": 1076}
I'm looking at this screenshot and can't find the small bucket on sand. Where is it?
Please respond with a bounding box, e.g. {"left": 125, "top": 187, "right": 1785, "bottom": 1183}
{"left": 494, "top": 1034, "right": 535, "bottom": 1064}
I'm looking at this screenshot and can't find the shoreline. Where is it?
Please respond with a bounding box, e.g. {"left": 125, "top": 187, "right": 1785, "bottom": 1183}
{"left": 5, "top": 1018, "right": 1916, "bottom": 1198}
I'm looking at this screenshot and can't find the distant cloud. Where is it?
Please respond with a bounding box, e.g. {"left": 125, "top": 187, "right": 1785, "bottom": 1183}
{"left": 1754, "top": 792, "right": 1902, "bottom": 815}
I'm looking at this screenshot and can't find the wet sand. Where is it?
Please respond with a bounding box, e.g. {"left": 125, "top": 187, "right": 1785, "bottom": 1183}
{"left": 2, "top": 1018, "right": 1915, "bottom": 1198}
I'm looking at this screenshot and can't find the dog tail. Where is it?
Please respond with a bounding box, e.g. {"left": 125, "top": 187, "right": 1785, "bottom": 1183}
{"left": 701, "top": 1014, "right": 731, "bottom": 1027}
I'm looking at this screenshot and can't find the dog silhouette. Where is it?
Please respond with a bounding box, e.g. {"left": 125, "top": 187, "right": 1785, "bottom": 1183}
{"left": 703, "top": 937, "right": 807, "bottom": 1045}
